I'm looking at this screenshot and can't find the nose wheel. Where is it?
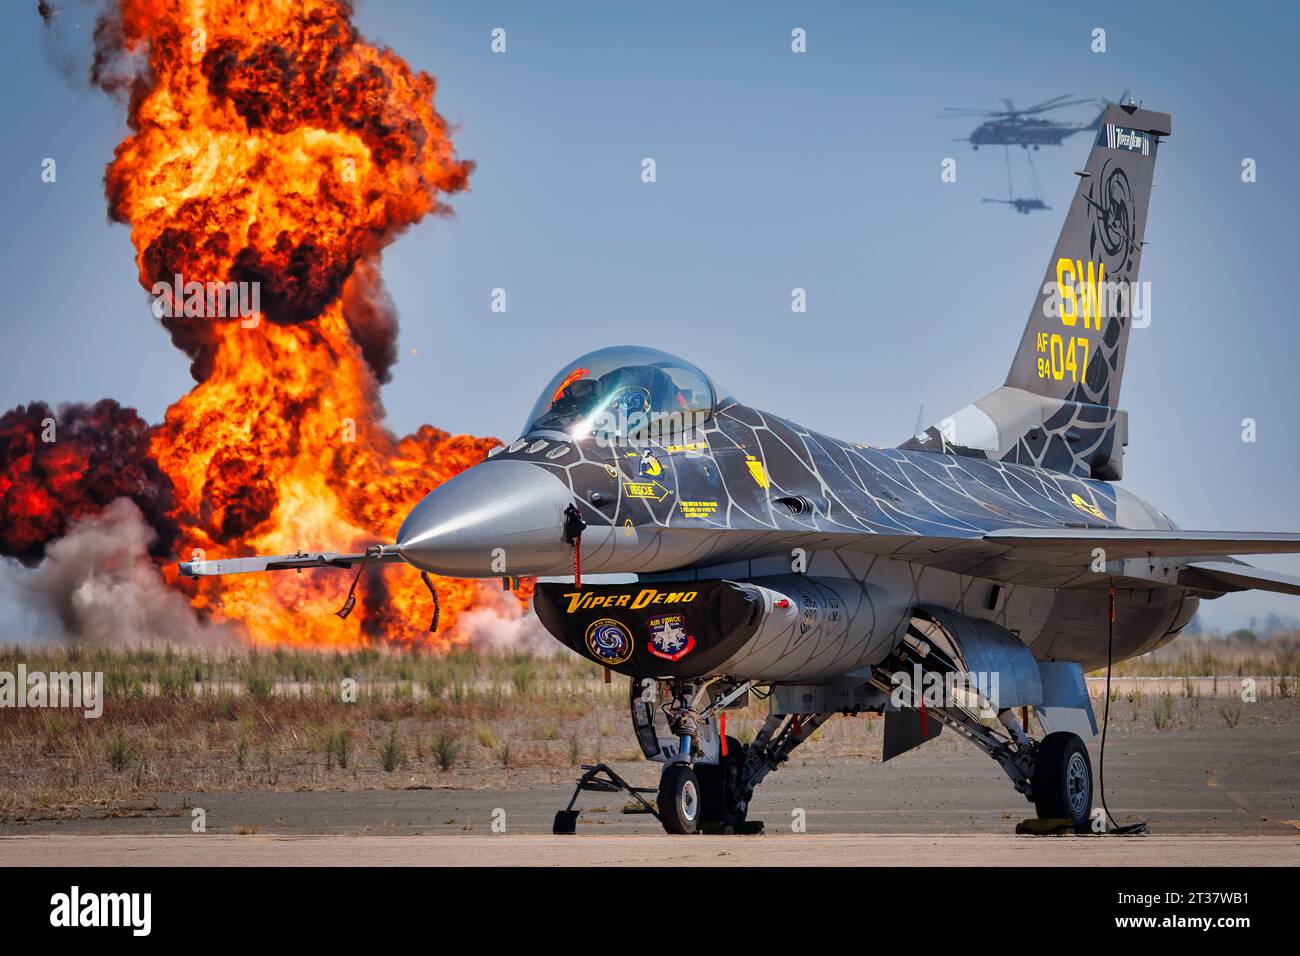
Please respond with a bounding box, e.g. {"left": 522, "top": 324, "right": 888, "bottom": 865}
{"left": 657, "top": 764, "right": 702, "bottom": 834}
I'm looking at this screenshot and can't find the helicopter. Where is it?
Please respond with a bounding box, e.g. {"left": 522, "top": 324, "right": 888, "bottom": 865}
{"left": 981, "top": 196, "right": 1050, "bottom": 215}
{"left": 942, "top": 94, "right": 1110, "bottom": 150}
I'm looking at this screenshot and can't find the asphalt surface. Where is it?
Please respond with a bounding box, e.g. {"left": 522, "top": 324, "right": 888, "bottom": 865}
{"left": 3, "top": 721, "right": 1296, "bottom": 864}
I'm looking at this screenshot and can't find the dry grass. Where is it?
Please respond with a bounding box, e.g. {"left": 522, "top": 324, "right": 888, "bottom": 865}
{"left": 0, "top": 644, "right": 638, "bottom": 818}
{"left": 1, "top": 635, "right": 1296, "bottom": 820}
{"left": 1106, "top": 632, "right": 1299, "bottom": 678}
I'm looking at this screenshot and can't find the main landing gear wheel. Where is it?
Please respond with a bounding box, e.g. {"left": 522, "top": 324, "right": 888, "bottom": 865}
{"left": 1033, "top": 731, "right": 1093, "bottom": 831}
{"left": 658, "top": 763, "right": 702, "bottom": 834}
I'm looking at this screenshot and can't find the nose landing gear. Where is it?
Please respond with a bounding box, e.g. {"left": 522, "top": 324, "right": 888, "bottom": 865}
{"left": 657, "top": 763, "right": 701, "bottom": 834}
{"left": 556, "top": 678, "right": 771, "bottom": 835}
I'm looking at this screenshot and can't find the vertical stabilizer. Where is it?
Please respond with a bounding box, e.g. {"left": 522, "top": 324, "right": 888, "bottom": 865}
{"left": 1007, "top": 102, "right": 1171, "bottom": 407}
{"left": 904, "top": 102, "right": 1170, "bottom": 480}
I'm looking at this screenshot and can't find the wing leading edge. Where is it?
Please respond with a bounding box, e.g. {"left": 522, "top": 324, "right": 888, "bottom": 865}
{"left": 821, "top": 527, "right": 1300, "bottom": 592}
{"left": 983, "top": 528, "right": 1300, "bottom": 561}
{"left": 1180, "top": 561, "right": 1300, "bottom": 598}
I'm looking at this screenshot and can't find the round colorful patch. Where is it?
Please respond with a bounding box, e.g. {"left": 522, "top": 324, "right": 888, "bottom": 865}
{"left": 584, "top": 618, "right": 634, "bottom": 666}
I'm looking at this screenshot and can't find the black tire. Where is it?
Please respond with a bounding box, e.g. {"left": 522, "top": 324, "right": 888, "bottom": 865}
{"left": 1033, "top": 731, "right": 1093, "bottom": 831}
{"left": 657, "top": 763, "right": 702, "bottom": 835}
{"left": 696, "top": 736, "right": 747, "bottom": 825}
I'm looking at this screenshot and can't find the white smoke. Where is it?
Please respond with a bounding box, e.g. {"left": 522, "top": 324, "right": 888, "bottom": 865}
{"left": 0, "top": 497, "right": 559, "bottom": 653}
{"left": 457, "top": 581, "right": 556, "bottom": 655}
{"left": 0, "top": 497, "right": 235, "bottom": 648}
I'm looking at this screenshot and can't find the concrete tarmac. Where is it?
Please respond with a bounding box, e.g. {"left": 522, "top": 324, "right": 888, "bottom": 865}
{"left": 3, "top": 832, "right": 1295, "bottom": 866}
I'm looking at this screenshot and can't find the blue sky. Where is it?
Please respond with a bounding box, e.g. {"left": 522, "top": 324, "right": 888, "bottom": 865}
{"left": 1, "top": 0, "right": 1298, "bottom": 630}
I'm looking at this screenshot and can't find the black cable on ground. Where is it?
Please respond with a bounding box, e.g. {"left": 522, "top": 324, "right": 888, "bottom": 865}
{"left": 1098, "top": 584, "right": 1149, "bottom": 835}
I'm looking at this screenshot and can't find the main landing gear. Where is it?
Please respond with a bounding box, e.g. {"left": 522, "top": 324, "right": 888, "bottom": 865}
{"left": 556, "top": 630, "right": 1097, "bottom": 835}
{"left": 1032, "top": 731, "right": 1094, "bottom": 830}
{"left": 867, "top": 626, "right": 1096, "bottom": 832}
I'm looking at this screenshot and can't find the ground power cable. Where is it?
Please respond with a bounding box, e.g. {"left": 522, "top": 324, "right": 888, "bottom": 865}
{"left": 1098, "top": 584, "right": 1150, "bottom": 835}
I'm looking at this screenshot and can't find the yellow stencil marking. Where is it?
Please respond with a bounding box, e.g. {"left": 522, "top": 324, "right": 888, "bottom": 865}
{"left": 1071, "top": 493, "right": 1105, "bottom": 520}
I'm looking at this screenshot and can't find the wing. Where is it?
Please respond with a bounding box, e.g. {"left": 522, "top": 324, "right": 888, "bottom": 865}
{"left": 179, "top": 546, "right": 403, "bottom": 577}
{"left": 1181, "top": 560, "right": 1300, "bottom": 597}
{"left": 982, "top": 528, "right": 1300, "bottom": 560}
{"left": 824, "top": 528, "right": 1300, "bottom": 591}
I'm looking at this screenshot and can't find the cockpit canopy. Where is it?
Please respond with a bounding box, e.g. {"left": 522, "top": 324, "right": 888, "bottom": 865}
{"left": 523, "top": 346, "right": 728, "bottom": 441}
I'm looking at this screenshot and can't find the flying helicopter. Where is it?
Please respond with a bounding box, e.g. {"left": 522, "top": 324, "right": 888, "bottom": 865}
{"left": 942, "top": 94, "right": 1109, "bottom": 150}
{"left": 982, "top": 197, "right": 1050, "bottom": 215}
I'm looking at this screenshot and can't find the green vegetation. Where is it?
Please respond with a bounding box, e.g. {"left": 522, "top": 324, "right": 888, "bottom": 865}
{"left": 1153, "top": 692, "right": 1175, "bottom": 730}
{"left": 432, "top": 732, "right": 461, "bottom": 771}
{"left": 379, "top": 724, "right": 404, "bottom": 772}
{"left": 106, "top": 728, "right": 134, "bottom": 773}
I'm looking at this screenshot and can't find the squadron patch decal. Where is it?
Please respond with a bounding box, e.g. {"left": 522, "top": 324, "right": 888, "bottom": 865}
{"left": 646, "top": 613, "right": 696, "bottom": 661}
{"left": 584, "top": 618, "right": 634, "bottom": 665}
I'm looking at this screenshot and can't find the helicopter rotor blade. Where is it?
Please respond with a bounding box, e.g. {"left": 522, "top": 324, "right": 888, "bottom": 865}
{"left": 1019, "top": 96, "right": 1096, "bottom": 116}
{"left": 940, "top": 93, "right": 1098, "bottom": 121}
{"left": 1022, "top": 93, "right": 1074, "bottom": 111}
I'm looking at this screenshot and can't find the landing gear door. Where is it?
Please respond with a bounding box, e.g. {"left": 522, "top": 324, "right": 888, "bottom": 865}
{"left": 630, "top": 678, "right": 669, "bottom": 761}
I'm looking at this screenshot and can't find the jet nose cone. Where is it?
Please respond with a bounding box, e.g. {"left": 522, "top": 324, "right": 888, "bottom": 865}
{"left": 396, "top": 459, "right": 575, "bottom": 577}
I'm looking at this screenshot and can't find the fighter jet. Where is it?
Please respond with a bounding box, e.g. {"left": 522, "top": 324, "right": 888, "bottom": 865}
{"left": 182, "top": 102, "right": 1300, "bottom": 836}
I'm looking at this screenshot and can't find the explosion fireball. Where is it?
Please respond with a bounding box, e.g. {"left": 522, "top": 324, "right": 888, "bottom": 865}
{"left": 3, "top": 0, "right": 523, "bottom": 649}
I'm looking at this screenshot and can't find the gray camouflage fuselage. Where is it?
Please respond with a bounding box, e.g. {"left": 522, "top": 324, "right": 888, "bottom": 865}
{"left": 397, "top": 402, "right": 1195, "bottom": 679}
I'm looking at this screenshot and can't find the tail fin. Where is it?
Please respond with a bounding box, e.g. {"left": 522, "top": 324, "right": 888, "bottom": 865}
{"left": 1008, "top": 101, "right": 1169, "bottom": 406}
{"left": 905, "top": 102, "right": 1171, "bottom": 480}
{"left": 1084, "top": 91, "right": 1129, "bottom": 132}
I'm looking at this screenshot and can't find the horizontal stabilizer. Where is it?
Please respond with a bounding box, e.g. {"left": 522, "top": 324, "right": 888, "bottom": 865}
{"left": 179, "top": 547, "right": 402, "bottom": 577}
{"left": 1182, "top": 561, "right": 1300, "bottom": 597}
{"left": 984, "top": 528, "right": 1300, "bottom": 560}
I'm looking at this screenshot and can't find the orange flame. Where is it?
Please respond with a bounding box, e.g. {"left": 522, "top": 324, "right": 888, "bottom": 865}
{"left": 93, "top": 0, "right": 520, "bottom": 648}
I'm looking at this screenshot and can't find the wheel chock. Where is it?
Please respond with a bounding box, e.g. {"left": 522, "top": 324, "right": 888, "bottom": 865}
{"left": 1015, "top": 817, "right": 1077, "bottom": 835}
{"left": 700, "top": 820, "right": 765, "bottom": 836}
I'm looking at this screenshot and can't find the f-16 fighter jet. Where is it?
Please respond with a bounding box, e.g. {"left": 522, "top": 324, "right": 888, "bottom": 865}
{"left": 182, "top": 102, "right": 1300, "bottom": 835}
